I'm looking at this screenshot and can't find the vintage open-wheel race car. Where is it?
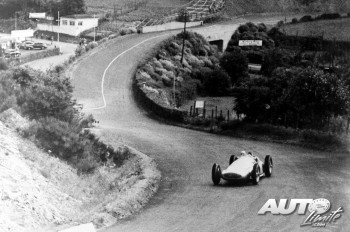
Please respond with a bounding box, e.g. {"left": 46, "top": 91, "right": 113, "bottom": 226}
{"left": 212, "top": 151, "right": 273, "bottom": 185}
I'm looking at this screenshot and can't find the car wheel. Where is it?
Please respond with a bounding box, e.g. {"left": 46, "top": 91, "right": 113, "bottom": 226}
{"left": 251, "top": 163, "right": 260, "bottom": 185}
{"left": 211, "top": 163, "right": 221, "bottom": 185}
{"left": 229, "top": 155, "right": 235, "bottom": 165}
{"left": 264, "top": 155, "right": 273, "bottom": 177}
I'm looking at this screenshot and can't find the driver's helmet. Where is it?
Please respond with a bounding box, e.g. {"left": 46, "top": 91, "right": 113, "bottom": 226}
{"left": 240, "top": 151, "right": 247, "bottom": 157}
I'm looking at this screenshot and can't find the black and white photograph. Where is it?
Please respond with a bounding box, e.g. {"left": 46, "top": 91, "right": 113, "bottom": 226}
{"left": 0, "top": 0, "right": 349, "bottom": 231}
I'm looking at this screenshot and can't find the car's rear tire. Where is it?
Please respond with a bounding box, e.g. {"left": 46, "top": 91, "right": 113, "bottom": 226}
{"left": 229, "top": 155, "right": 235, "bottom": 165}
{"left": 212, "top": 163, "right": 221, "bottom": 185}
{"left": 264, "top": 155, "right": 273, "bottom": 177}
{"left": 251, "top": 163, "right": 260, "bottom": 185}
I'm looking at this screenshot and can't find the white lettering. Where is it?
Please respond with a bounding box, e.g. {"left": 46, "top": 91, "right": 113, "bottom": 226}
{"left": 258, "top": 199, "right": 313, "bottom": 215}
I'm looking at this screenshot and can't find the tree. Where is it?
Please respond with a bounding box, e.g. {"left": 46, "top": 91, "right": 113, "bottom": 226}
{"left": 203, "top": 69, "right": 231, "bottom": 96}
{"left": 60, "top": 0, "right": 86, "bottom": 16}
{"left": 220, "top": 48, "right": 248, "bottom": 85}
{"left": 261, "top": 48, "right": 295, "bottom": 76}
{"left": 274, "top": 67, "right": 349, "bottom": 128}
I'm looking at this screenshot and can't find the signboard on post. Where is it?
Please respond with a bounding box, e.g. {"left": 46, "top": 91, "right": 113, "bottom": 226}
{"left": 239, "top": 40, "right": 263, "bottom": 46}
{"left": 29, "top": 13, "right": 46, "bottom": 19}
{"left": 195, "top": 101, "right": 205, "bottom": 109}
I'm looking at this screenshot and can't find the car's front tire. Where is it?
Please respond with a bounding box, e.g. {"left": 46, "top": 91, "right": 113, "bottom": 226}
{"left": 264, "top": 155, "right": 273, "bottom": 177}
{"left": 212, "top": 163, "right": 221, "bottom": 185}
{"left": 251, "top": 163, "right": 260, "bottom": 185}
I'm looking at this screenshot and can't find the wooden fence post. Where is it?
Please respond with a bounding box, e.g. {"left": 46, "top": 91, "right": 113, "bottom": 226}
{"left": 193, "top": 101, "right": 196, "bottom": 115}
{"left": 203, "top": 108, "right": 206, "bottom": 119}
{"left": 190, "top": 106, "right": 193, "bottom": 117}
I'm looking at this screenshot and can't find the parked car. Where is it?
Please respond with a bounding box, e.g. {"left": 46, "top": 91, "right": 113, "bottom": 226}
{"left": 211, "top": 151, "right": 273, "bottom": 185}
{"left": 33, "top": 42, "right": 47, "bottom": 50}
{"left": 4, "top": 49, "right": 21, "bottom": 59}
{"left": 19, "top": 41, "right": 34, "bottom": 50}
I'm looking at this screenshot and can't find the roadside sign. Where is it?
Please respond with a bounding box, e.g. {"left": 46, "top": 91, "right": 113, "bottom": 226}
{"left": 29, "top": 13, "right": 46, "bottom": 19}
{"left": 239, "top": 40, "right": 263, "bottom": 46}
{"left": 11, "top": 29, "right": 34, "bottom": 38}
{"left": 195, "top": 101, "right": 205, "bottom": 109}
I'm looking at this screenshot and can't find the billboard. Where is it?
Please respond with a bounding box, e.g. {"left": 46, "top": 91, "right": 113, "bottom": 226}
{"left": 29, "top": 12, "right": 46, "bottom": 19}
{"left": 11, "top": 29, "right": 34, "bottom": 38}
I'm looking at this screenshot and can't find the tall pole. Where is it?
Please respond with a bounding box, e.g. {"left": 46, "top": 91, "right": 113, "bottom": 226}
{"left": 15, "top": 12, "right": 17, "bottom": 30}
{"left": 177, "top": 9, "right": 188, "bottom": 108}
{"left": 93, "top": 14, "right": 96, "bottom": 42}
{"left": 180, "top": 10, "right": 187, "bottom": 66}
{"left": 57, "top": 11, "right": 60, "bottom": 53}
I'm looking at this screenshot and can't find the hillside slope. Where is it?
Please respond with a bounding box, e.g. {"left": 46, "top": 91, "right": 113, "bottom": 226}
{"left": 0, "top": 109, "right": 160, "bottom": 231}
{"left": 223, "top": 0, "right": 350, "bottom": 16}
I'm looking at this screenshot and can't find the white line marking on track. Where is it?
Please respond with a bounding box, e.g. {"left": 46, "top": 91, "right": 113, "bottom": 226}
{"left": 87, "top": 34, "right": 169, "bottom": 110}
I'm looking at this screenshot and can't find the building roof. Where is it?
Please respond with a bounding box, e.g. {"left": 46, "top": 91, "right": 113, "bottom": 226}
{"left": 61, "top": 14, "right": 96, "bottom": 19}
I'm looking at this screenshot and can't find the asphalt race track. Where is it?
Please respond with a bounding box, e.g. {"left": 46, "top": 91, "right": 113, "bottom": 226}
{"left": 71, "top": 23, "right": 350, "bottom": 232}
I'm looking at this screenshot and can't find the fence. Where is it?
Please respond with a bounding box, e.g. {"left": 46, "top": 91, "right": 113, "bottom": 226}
{"left": 188, "top": 104, "right": 237, "bottom": 122}
{"left": 112, "top": 0, "right": 148, "bottom": 18}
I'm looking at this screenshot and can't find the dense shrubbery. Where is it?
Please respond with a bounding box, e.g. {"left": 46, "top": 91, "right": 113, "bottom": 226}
{"left": 299, "top": 15, "right": 313, "bottom": 22}
{"left": 220, "top": 47, "right": 248, "bottom": 84}
{"left": 136, "top": 31, "right": 227, "bottom": 108}
{"left": 218, "top": 120, "right": 345, "bottom": 150}
{"left": 233, "top": 67, "right": 350, "bottom": 131}
{"left": 0, "top": 39, "right": 128, "bottom": 173}
{"left": 0, "top": 58, "right": 8, "bottom": 71}
{"left": 223, "top": 22, "right": 274, "bottom": 83}
{"left": 260, "top": 48, "right": 295, "bottom": 76}
{"left": 315, "top": 13, "right": 341, "bottom": 20}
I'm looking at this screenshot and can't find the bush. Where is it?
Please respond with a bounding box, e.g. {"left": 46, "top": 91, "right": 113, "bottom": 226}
{"left": 18, "top": 48, "right": 60, "bottom": 65}
{"left": 299, "top": 15, "right": 313, "bottom": 22}
{"left": 0, "top": 72, "right": 18, "bottom": 113}
{"left": 0, "top": 58, "right": 8, "bottom": 70}
{"left": 261, "top": 48, "right": 295, "bottom": 76}
{"left": 315, "top": 13, "right": 341, "bottom": 20}
{"left": 301, "top": 130, "right": 343, "bottom": 147}
{"left": 291, "top": 18, "right": 298, "bottom": 24}
{"left": 120, "top": 29, "right": 127, "bottom": 36}
{"left": 75, "top": 45, "right": 86, "bottom": 57}
{"left": 203, "top": 69, "right": 231, "bottom": 96}
{"left": 276, "top": 20, "right": 284, "bottom": 27}
{"left": 220, "top": 48, "right": 248, "bottom": 84}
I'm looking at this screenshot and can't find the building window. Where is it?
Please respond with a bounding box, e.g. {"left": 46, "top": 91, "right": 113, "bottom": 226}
{"left": 62, "top": 20, "right": 67, "bottom": 25}
{"left": 70, "top": 21, "right": 75, "bottom": 26}
{"left": 78, "top": 21, "right": 83, "bottom": 26}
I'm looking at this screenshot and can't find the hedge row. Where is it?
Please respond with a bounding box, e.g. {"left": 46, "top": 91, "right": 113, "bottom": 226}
{"left": 271, "top": 33, "right": 350, "bottom": 51}
{"left": 7, "top": 48, "right": 60, "bottom": 66}
{"left": 291, "top": 13, "right": 343, "bottom": 24}
{"left": 133, "top": 81, "right": 187, "bottom": 122}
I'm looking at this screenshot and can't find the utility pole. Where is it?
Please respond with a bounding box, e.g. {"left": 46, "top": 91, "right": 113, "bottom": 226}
{"left": 57, "top": 11, "right": 60, "bottom": 53}
{"left": 177, "top": 9, "right": 188, "bottom": 108}
{"left": 15, "top": 12, "right": 17, "bottom": 30}
{"left": 180, "top": 9, "right": 187, "bottom": 66}
{"left": 93, "top": 14, "right": 96, "bottom": 42}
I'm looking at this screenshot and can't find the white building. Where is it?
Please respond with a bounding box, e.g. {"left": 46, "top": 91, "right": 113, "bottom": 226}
{"left": 37, "top": 14, "right": 98, "bottom": 37}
